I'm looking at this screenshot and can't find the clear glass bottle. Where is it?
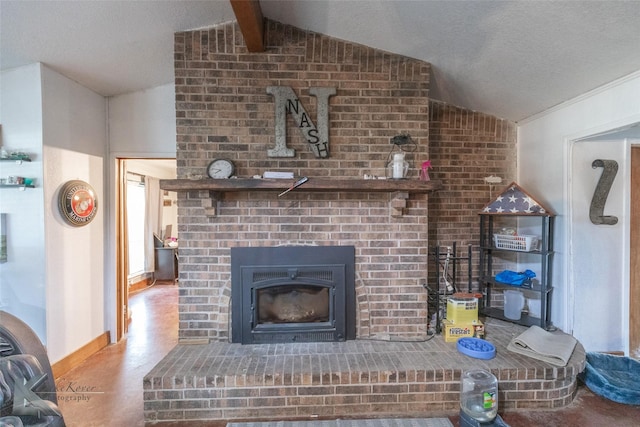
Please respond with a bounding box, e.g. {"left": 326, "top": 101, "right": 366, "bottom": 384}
{"left": 387, "top": 152, "right": 409, "bottom": 179}
{"left": 460, "top": 369, "right": 498, "bottom": 422}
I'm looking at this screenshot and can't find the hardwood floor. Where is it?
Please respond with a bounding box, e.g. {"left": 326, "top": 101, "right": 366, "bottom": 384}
{"left": 55, "top": 283, "right": 178, "bottom": 427}
{"left": 54, "top": 284, "right": 640, "bottom": 426}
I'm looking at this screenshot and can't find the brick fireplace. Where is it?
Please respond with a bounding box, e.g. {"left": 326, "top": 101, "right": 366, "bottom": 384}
{"left": 172, "top": 20, "right": 434, "bottom": 343}
{"left": 142, "top": 20, "right": 575, "bottom": 425}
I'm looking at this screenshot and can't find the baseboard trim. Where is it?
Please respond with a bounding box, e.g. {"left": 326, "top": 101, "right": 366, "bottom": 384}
{"left": 129, "top": 276, "right": 153, "bottom": 293}
{"left": 52, "top": 331, "right": 111, "bottom": 379}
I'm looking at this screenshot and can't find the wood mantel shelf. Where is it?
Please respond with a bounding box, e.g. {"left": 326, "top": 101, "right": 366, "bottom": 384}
{"left": 160, "top": 178, "right": 442, "bottom": 217}
{"left": 159, "top": 177, "right": 442, "bottom": 193}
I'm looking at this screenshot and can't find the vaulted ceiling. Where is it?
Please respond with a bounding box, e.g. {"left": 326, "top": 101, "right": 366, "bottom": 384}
{"left": 2, "top": 1, "right": 639, "bottom": 122}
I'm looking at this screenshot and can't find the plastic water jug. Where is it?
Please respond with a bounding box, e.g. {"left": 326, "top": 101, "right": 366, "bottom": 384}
{"left": 504, "top": 290, "right": 525, "bottom": 320}
{"left": 460, "top": 369, "right": 498, "bottom": 422}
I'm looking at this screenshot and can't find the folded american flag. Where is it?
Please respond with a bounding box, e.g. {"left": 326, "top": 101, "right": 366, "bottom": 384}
{"left": 481, "top": 182, "right": 551, "bottom": 215}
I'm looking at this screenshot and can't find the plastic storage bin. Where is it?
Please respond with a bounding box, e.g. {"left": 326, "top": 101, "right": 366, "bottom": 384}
{"left": 493, "top": 234, "right": 538, "bottom": 251}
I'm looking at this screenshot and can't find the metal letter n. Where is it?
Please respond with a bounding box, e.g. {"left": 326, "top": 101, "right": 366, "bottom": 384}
{"left": 266, "top": 86, "right": 336, "bottom": 158}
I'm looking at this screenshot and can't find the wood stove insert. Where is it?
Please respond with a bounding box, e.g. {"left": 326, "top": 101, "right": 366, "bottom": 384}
{"left": 231, "top": 246, "right": 356, "bottom": 344}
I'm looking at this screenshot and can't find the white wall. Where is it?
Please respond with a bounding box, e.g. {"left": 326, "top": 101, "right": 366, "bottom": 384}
{"left": 570, "top": 138, "right": 628, "bottom": 352}
{"left": 106, "top": 84, "right": 176, "bottom": 341}
{"left": 0, "top": 64, "right": 107, "bottom": 363}
{"left": 109, "top": 84, "right": 176, "bottom": 155}
{"left": 1, "top": 66, "right": 176, "bottom": 361}
{"left": 0, "top": 64, "right": 47, "bottom": 342}
{"left": 41, "top": 65, "right": 107, "bottom": 363}
{"left": 518, "top": 70, "right": 640, "bottom": 354}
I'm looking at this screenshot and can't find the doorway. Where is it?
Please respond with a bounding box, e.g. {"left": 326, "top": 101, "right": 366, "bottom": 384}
{"left": 115, "top": 158, "right": 177, "bottom": 340}
{"left": 569, "top": 123, "right": 640, "bottom": 356}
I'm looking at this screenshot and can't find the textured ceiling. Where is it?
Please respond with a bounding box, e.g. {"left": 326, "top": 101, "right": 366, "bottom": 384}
{"left": 1, "top": 0, "right": 639, "bottom": 122}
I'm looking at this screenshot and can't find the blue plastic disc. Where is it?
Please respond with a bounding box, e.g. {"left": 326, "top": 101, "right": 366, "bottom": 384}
{"left": 457, "top": 337, "right": 496, "bottom": 360}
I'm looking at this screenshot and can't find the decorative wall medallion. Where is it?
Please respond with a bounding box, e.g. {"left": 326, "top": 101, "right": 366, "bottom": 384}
{"left": 267, "top": 86, "right": 336, "bottom": 158}
{"left": 58, "top": 180, "right": 98, "bottom": 226}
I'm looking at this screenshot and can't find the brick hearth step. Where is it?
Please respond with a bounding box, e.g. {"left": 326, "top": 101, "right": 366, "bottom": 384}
{"left": 143, "top": 319, "right": 585, "bottom": 424}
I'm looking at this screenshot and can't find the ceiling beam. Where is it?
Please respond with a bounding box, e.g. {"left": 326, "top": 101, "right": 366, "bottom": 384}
{"left": 230, "top": 0, "right": 265, "bottom": 52}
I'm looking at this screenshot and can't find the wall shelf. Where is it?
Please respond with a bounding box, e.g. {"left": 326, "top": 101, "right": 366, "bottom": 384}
{"left": 159, "top": 177, "right": 442, "bottom": 193}
{"left": 0, "top": 159, "right": 31, "bottom": 165}
{"left": 1, "top": 154, "right": 35, "bottom": 188}
{"left": 0, "top": 184, "right": 35, "bottom": 190}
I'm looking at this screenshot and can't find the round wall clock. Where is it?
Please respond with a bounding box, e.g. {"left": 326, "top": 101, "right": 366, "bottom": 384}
{"left": 207, "top": 158, "right": 235, "bottom": 179}
{"left": 58, "top": 180, "right": 98, "bottom": 227}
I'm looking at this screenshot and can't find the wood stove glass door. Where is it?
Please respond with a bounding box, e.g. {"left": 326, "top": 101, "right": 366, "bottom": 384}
{"left": 255, "top": 284, "right": 331, "bottom": 325}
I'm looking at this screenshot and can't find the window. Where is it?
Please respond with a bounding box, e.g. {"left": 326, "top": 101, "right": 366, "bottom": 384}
{"left": 127, "top": 178, "right": 146, "bottom": 277}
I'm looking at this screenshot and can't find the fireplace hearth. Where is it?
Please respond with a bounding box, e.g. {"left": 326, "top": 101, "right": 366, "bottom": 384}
{"left": 144, "top": 319, "right": 586, "bottom": 424}
{"left": 230, "top": 246, "right": 356, "bottom": 344}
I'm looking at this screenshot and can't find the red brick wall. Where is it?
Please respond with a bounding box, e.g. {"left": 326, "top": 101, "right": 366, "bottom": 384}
{"left": 428, "top": 101, "right": 517, "bottom": 289}
{"left": 173, "top": 20, "right": 516, "bottom": 342}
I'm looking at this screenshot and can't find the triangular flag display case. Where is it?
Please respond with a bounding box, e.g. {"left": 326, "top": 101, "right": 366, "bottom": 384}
{"left": 480, "top": 181, "right": 553, "bottom": 215}
{"left": 478, "top": 182, "right": 555, "bottom": 329}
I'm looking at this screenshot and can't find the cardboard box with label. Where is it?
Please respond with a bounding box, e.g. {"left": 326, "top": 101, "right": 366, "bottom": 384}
{"left": 443, "top": 319, "right": 484, "bottom": 343}
{"left": 446, "top": 296, "right": 478, "bottom": 324}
